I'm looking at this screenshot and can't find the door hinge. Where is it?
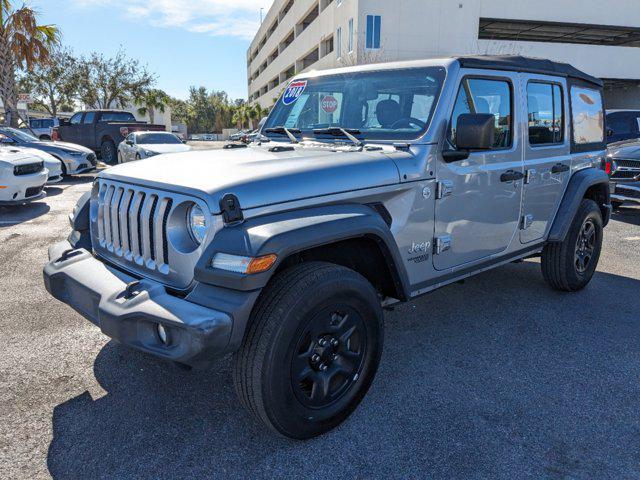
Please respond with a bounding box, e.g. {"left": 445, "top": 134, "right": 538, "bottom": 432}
{"left": 435, "top": 180, "right": 453, "bottom": 199}
{"left": 434, "top": 235, "right": 452, "bottom": 255}
{"left": 524, "top": 169, "right": 537, "bottom": 184}
{"left": 521, "top": 214, "right": 534, "bottom": 230}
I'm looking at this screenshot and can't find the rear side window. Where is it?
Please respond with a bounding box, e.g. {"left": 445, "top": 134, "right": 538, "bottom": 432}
{"left": 100, "top": 112, "right": 136, "bottom": 122}
{"left": 527, "top": 82, "right": 564, "bottom": 145}
{"left": 570, "top": 87, "right": 604, "bottom": 145}
{"left": 449, "top": 78, "right": 512, "bottom": 149}
{"left": 83, "top": 112, "right": 96, "bottom": 124}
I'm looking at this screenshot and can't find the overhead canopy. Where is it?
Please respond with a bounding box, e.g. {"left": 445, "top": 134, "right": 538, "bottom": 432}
{"left": 456, "top": 55, "right": 604, "bottom": 87}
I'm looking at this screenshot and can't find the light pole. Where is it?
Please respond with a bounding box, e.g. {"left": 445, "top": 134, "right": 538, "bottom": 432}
{"left": 260, "top": 7, "right": 264, "bottom": 24}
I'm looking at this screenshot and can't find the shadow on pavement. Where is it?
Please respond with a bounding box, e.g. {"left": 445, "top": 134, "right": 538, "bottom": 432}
{"left": 0, "top": 201, "right": 50, "bottom": 228}
{"left": 46, "top": 263, "right": 640, "bottom": 479}
{"left": 611, "top": 206, "right": 640, "bottom": 227}
{"left": 44, "top": 186, "right": 64, "bottom": 198}
{"left": 59, "top": 174, "right": 96, "bottom": 186}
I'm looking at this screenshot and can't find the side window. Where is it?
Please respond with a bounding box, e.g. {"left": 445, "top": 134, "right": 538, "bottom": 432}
{"left": 69, "top": 113, "right": 83, "bottom": 125}
{"left": 607, "top": 114, "right": 633, "bottom": 135}
{"left": 570, "top": 86, "right": 604, "bottom": 145}
{"left": 527, "top": 82, "right": 564, "bottom": 145}
{"left": 449, "top": 78, "right": 512, "bottom": 149}
{"left": 83, "top": 112, "right": 96, "bottom": 124}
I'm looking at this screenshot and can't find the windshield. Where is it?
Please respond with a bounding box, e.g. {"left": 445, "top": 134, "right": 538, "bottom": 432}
{"left": 2, "top": 127, "right": 37, "bottom": 142}
{"left": 101, "top": 112, "right": 136, "bottom": 122}
{"left": 265, "top": 67, "right": 446, "bottom": 141}
{"left": 137, "top": 132, "right": 182, "bottom": 144}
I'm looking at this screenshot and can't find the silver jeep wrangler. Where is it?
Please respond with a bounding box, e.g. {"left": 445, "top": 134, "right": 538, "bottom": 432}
{"left": 44, "top": 56, "right": 611, "bottom": 439}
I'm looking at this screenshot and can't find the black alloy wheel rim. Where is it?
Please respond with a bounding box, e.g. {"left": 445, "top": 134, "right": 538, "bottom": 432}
{"left": 575, "top": 218, "right": 596, "bottom": 274}
{"left": 291, "top": 305, "right": 367, "bottom": 409}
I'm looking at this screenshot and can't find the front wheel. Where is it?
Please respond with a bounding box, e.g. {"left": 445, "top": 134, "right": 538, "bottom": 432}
{"left": 541, "top": 199, "right": 603, "bottom": 291}
{"left": 232, "top": 262, "right": 384, "bottom": 439}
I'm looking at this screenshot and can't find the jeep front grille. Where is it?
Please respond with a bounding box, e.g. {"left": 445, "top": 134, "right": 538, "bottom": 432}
{"left": 97, "top": 184, "right": 174, "bottom": 274}
{"left": 91, "top": 179, "right": 215, "bottom": 290}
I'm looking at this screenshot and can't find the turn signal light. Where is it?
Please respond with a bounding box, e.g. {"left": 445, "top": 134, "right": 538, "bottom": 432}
{"left": 211, "top": 253, "right": 277, "bottom": 274}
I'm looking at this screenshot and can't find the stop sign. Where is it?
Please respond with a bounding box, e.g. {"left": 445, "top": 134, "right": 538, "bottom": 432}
{"left": 321, "top": 95, "right": 338, "bottom": 113}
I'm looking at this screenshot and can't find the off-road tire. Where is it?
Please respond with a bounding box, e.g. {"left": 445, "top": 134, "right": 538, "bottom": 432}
{"left": 232, "top": 262, "right": 384, "bottom": 439}
{"left": 100, "top": 140, "right": 117, "bottom": 164}
{"left": 541, "top": 199, "right": 603, "bottom": 292}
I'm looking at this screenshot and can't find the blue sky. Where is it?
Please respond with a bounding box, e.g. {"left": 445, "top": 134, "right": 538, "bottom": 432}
{"left": 33, "top": 0, "right": 274, "bottom": 101}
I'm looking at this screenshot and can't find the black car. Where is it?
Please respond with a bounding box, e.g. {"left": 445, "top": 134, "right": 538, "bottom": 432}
{"left": 606, "top": 110, "right": 640, "bottom": 144}
{"left": 605, "top": 138, "right": 640, "bottom": 207}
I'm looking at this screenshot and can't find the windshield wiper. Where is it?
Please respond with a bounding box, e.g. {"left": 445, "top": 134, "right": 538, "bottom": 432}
{"left": 263, "top": 126, "right": 300, "bottom": 144}
{"left": 312, "top": 127, "right": 363, "bottom": 148}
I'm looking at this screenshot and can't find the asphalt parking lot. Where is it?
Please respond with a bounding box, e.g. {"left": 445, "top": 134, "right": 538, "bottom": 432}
{"left": 1, "top": 176, "right": 639, "bottom": 479}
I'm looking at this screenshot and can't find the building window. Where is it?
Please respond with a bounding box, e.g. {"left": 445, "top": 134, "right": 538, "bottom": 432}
{"left": 337, "top": 27, "right": 342, "bottom": 58}
{"left": 479, "top": 18, "right": 640, "bottom": 48}
{"left": 348, "top": 18, "right": 354, "bottom": 52}
{"left": 527, "top": 82, "right": 564, "bottom": 145}
{"left": 365, "top": 15, "right": 381, "bottom": 49}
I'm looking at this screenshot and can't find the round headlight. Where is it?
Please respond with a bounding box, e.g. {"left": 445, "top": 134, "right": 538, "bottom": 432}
{"left": 188, "top": 204, "right": 207, "bottom": 245}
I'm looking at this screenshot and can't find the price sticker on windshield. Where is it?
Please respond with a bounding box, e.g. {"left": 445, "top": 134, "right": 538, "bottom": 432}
{"left": 282, "top": 80, "right": 307, "bottom": 105}
{"left": 321, "top": 95, "right": 338, "bottom": 113}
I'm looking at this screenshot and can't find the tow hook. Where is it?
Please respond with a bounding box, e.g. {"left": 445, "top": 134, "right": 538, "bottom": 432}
{"left": 123, "top": 281, "right": 142, "bottom": 300}
{"left": 56, "top": 248, "right": 82, "bottom": 263}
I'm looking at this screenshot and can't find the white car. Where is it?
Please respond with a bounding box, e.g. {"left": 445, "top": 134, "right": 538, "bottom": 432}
{"left": 16, "top": 147, "right": 63, "bottom": 184}
{"left": 117, "top": 131, "right": 191, "bottom": 163}
{"left": 0, "top": 147, "right": 49, "bottom": 205}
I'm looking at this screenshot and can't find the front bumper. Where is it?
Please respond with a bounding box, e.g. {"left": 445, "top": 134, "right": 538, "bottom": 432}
{"left": 0, "top": 171, "right": 47, "bottom": 205}
{"left": 43, "top": 240, "right": 239, "bottom": 367}
{"left": 611, "top": 181, "right": 640, "bottom": 205}
{"left": 64, "top": 153, "right": 97, "bottom": 174}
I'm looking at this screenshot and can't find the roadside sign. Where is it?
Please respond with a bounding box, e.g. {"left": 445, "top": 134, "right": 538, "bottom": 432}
{"left": 18, "top": 93, "right": 32, "bottom": 104}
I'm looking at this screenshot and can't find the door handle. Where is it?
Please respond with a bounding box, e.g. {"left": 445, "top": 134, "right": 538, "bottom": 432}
{"left": 500, "top": 170, "right": 525, "bottom": 182}
{"left": 551, "top": 163, "right": 570, "bottom": 174}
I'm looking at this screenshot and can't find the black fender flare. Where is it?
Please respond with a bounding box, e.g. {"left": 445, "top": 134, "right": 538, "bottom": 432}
{"left": 194, "top": 203, "right": 410, "bottom": 298}
{"left": 547, "top": 167, "right": 611, "bottom": 243}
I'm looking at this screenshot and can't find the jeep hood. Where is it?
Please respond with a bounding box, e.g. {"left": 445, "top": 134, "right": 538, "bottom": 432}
{"left": 100, "top": 144, "right": 403, "bottom": 212}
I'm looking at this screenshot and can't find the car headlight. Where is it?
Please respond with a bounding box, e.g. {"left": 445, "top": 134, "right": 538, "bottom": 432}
{"left": 59, "top": 149, "right": 83, "bottom": 156}
{"left": 143, "top": 149, "right": 158, "bottom": 157}
{"left": 187, "top": 204, "right": 207, "bottom": 244}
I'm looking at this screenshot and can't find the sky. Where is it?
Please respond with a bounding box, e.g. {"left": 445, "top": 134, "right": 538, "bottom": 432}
{"left": 32, "top": 0, "right": 275, "bottom": 101}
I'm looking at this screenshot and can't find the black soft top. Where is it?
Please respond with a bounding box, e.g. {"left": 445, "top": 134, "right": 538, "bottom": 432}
{"left": 455, "top": 55, "right": 603, "bottom": 87}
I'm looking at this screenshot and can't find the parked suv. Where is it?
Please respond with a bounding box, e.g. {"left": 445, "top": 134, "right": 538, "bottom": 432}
{"left": 44, "top": 56, "right": 611, "bottom": 439}
{"left": 606, "top": 110, "right": 640, "bottom": 144}
{"left": 605, "top": 138, "right": 640, "bottom": 206}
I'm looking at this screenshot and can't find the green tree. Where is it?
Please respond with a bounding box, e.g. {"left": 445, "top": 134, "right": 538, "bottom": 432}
{"left": 18, "top": 46, "right": 79, "bottom": 116}
{"left": 0, "top": 0, "right": 59, "bottom": 126}
{"left": 76, "top": 48, "right": 155, "bottom": 109}
{"left": 135, "top": 88, "right": 169, "bottom": 124}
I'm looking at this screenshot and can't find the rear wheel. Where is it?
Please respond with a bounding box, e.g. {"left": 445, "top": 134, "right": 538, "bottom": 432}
{"left": 541, "top": 199, "right": 603, "bottom": 291}
{"left": 100, "top": 140, "right": 117, "bottom": 164}
{"left": 232, "top": 262, "right": 384, "bottom": 439}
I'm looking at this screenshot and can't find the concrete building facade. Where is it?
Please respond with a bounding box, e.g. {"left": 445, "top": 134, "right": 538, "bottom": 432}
{"left": 247, "top": 0, "right": 640, "bottom": 109}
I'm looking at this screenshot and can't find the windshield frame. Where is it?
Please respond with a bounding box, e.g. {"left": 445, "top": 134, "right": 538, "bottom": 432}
{"left": 264, "top": 66, "right": 447, "bottom": 144}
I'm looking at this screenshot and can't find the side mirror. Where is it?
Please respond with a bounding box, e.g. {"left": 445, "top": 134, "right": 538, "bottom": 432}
{"left": 606, "top": 128, "right": 614, "bottom": 137}
{"left": 443, "top": 113, "right": 495, "bottom": 162}
{"left": 60, "top": 118, "right": 70, "bottom": 126}
{"left": 125, "top": 140, "right": 133, "bottom": 146}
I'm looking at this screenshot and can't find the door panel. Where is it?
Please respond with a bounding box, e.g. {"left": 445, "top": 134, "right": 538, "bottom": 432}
{"left": 434, "top": 73, "right": 524, "bottom": 271}
{"left": 520, "top": 77, "right": 571, "bottom": 244}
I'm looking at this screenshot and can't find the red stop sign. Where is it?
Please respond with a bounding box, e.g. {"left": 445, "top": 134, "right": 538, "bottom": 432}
{"left": 321, "top": 95, "right": 338, "bottom": 113}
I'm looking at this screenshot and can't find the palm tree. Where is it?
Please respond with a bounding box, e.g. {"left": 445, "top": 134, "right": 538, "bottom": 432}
{"left": 136, "top": 88, "right": 170, "bottom": 124}
{"left": 232, "top": 104, "right": 251, "bottom": 130}
{"left": 0, "top": 1, "right": 59, "bottom": 126}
